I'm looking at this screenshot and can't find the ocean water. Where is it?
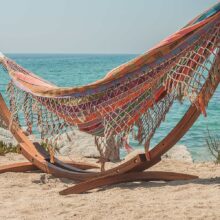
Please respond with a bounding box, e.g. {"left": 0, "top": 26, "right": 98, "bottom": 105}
{"left": 1, "top": 54, "right": 220, "bottom": 161}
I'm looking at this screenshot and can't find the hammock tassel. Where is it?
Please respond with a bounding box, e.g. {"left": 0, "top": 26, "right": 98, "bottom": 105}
{"left": 49, "top": 148, "right": 55, "bottom": 164}
{"left": 198, "top": 93, "right": 207, "bottom": 117}
{"left": 144, "top": 139, "right": 151, "bottom": 161}
{"left": 122, "top": 136, "right": 133, "bottom": 153}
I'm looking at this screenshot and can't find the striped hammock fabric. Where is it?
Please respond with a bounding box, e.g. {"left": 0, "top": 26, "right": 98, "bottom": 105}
{"left": 0, "top": 3, "right": 220, "bottom": 161}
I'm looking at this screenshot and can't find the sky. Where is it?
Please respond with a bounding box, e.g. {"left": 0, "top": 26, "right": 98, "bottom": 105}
{"left": 0, "top": 0, "right": 218, "bottom": 54}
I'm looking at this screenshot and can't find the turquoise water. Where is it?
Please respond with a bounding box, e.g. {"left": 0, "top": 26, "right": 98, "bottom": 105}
{"left": 1, "top": 54, "right": 220, "bottom": 161}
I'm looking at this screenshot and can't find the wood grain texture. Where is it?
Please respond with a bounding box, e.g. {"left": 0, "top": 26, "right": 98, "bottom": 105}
{"left": 59, "top": 171, "right": 198, "bottom": 195}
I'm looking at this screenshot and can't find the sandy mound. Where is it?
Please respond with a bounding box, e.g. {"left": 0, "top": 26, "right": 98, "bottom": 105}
{"left": 0, "top": 153, "right": 219, "bottom": 220}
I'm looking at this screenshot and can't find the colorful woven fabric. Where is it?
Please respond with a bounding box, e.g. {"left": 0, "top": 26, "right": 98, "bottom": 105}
{"left": 1, "top": 3, "right": 220, "bottom": 161}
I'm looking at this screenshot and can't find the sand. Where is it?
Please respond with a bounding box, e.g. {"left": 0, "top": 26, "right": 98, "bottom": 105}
{"left": 0, "top": 153, "right": 220, "bottom": 220}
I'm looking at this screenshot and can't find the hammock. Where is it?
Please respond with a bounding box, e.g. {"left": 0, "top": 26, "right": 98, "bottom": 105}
{"left": 0, "top": 2, "right": 220, "bottom": 164}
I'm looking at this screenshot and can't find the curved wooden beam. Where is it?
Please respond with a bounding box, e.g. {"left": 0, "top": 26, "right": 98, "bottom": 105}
{"left": 59, "top": 171, "right": 198, "bottom": 195}
{"left": 0, "top": 159, "right": 99, "bottom": 174}
{"left": 0, "top": 162, "right": 38, "bottom": 173}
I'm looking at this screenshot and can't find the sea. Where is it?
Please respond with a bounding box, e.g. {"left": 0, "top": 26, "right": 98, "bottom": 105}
{"left": 0, "top": 54, "right": 220, "bottom": 161}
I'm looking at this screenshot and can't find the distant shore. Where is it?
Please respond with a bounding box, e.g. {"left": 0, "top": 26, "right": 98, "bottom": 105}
{"left": 0, "top": 126, "right": 212, "bottom": 163}
{"left": 0, "top": 127, "right": 212, "bottom": 163}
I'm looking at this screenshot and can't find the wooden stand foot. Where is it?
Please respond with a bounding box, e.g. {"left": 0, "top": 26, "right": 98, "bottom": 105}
{"left": 60, "top": 171, "right": 198, "bottom": 195}
{"left": 0, "top": 162, "right": 37, "bottom": 173}
{"left": 0, "top": 159, "right": 99, "bottom": 174}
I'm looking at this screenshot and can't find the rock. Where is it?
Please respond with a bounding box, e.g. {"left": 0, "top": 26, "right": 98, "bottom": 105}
{"left": 162, "top": 145, "right": 193, "bottom": 162}
{"left": 0, "top": 127, "right": 99, "bottom": 158}
{"left": 56, "top": 130, "right": 121, "bottom": 161}
{"left": 0, "top": 126, "right": 193, "bottom": 163}
{"left": 0, "top": 128, "right": 17, "bottom": 146}
{"left": 56, "top": 130, "right": 100, "bottom": 158}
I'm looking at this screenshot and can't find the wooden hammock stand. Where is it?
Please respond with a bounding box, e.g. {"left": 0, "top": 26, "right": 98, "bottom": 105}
{"left": 0, "top": 57, "right": 219, "bottom": 195}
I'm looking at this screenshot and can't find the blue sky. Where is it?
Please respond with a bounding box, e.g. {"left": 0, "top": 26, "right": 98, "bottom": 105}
{"left": 0, "top": 0, "right": 218, "bottom": 54}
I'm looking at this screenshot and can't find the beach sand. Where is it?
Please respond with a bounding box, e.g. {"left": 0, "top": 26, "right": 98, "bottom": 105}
{"left": 0, "top": 153, "right": 219, "bottom": 220}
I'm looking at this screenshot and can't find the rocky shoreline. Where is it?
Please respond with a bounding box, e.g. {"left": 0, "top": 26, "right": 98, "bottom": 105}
{"left": 0, "top": 127, "right": 193, "bottom": 162}
{"left": 0, "top": 128, "right": 17, "bottom": 146}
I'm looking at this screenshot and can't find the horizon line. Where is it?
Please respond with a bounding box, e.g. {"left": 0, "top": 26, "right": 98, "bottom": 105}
{"left": 5, "top": 52, "right": 140, "bottom": 55}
